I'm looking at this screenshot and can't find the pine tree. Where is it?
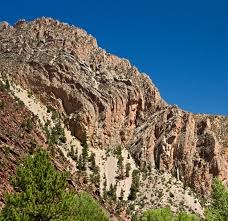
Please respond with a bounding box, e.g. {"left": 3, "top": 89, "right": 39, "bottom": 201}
{"left": 119, "top": 188, "right": 124, "bottom": 201}
{"left": 128, "top": 169, "right": 140, "bottom": 200}
{"left": 117, "top": 154, "right": 124, "bottom": 179}
{"left": 81, "top": 136, "right": 88, "bottom": 171}
{"left": 205, "top": 178, "right": 228, "bottom": 221}
{"left": 0, "top": 150, "right": 108, "bottom": 221}
{"left": 89, "top": 152, "right": 96, "bottom": 170}
{"left": 107, "top": 183, "right": 116, "bottom": 201}
{"left": 77, "top": 155, "right": 83, "bottom": 171}
{"left": 125, "top": 162, "right": 131, "bottom": 177}
{"left": 0, "top": 150, "right": 77, "bottom": 220}
{"left": 103, "top": 175, "right": 107, "bottom": 200}
{"left": 69, "top": 146, "right": 77, "bottom": 161}
{"left": 90, "top": 165, "right": 100, "bottom": 188}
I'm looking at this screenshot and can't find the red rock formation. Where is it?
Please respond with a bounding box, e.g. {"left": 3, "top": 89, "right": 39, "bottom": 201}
{"left": 0, "top": 89, "right": 46, "bottom": 208}
{"left": 0, "top": 18, "right": 227, "bottom": 197}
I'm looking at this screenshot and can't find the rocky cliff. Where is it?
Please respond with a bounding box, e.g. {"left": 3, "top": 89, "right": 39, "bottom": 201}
{"left": 0, "top": 18, "right": 227, "bottom": 216}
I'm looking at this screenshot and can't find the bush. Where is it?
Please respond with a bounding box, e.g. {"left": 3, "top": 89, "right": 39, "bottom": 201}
{"left": 0, "top": 79, "right": 10, "bottom": 92}
{"left": 140, "top": 208, "right": 173, "bottom": 221}
{"left": 175, "top": 212, "right": 199, "bottom": 221}
{"left": 74, "top": 192, "right": 108, "bottom": 221}
{"left": 138, "top": 208, "right": 199, "bottom": 221}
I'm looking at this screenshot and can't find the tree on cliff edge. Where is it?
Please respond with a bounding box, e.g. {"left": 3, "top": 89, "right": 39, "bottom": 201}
{"left": 0, "top": 150, "right": 108, "bottom": 221}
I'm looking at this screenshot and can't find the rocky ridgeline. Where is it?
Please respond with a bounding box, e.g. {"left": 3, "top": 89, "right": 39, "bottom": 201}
{"left": 0, "top": 17, "right": 227, "bottom": 201}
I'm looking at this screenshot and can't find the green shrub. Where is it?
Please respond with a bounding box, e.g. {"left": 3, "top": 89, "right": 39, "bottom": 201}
{"left": 0, "top": 79, "right": 10, "bottom": 92}
{"left": 27, "top": 91, "right": 33, "bottom": 98}
{"left": 138, "top": 208, "right": 199, "bottom": 221}
{"left": 74, "top": 192, "right": 108, "bottom": 221}
{"left": 140, "top": 208, "right": 174, "bottom": 221}
{"left": 175, "top": 212, "right": 199, "bottom": 221}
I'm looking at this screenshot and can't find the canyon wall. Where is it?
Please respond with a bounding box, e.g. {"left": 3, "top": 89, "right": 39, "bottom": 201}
{"left": 0, "top": 18, "right": 227, "bottom": 196}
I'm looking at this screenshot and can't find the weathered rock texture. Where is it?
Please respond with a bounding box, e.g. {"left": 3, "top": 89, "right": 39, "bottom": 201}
{"left": 0, "top": 89, "right": 46, "bottom": 208}
{"left": 0, "top": 18, "right": 227, "bottom": 196}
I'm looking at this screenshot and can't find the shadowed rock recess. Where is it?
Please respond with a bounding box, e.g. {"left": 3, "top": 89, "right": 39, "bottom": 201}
{"left": 0, "top": 18, "right": 227, "bottom": 200}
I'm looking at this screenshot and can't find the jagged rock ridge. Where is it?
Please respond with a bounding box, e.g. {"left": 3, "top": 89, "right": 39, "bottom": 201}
{"left": 0, "top": 18, "right": 227, "bottom": 198}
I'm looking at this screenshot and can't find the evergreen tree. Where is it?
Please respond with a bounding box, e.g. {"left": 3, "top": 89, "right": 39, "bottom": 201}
{"left": 117, "top": 154, "right": 124, "bottom": 179}
{"left": 89, "top": 152, "right": 96, "bottom": 170}
{"left": 77, "top": 155, "right": 83, "bottom": 171}
{"left": 103, "top": 175, "right": 107, "bottom": 200}
{"left": 81, "top": 136, "right": 88, "bottom": 171}
{"left": 119, "top": 188, "right": 124, "bottom": 201}
{"left": 107, "top": 183, "right": 116, "bottom": 201}
{"left": 205, "top": 178, "right": 228, "bottom": 221}
{"left": 0, "top": 150, "right": 108, "bottom": 221}
{"left": 90, "top": 165, "right": 100, "bottom": 188}
{"left": 69, "top": 146, "right": 77, "bottom": 161}
{"left": 128, "top": 169, "right": 140, "bottom": 200}
{"left": 125, "top": 162, "right": 131, "bottom": 177}
{"left": 0, "top": 150, "right": 77, "bottom": 220}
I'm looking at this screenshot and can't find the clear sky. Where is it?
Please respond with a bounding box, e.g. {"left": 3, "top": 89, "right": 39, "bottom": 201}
{"left": 1, "top": 0, "right": 227, "bottom": 115}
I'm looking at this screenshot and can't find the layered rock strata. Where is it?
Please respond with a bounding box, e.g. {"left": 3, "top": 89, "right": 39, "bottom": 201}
{"left": 0, "top": 18, "right": 227, "bottom": 196}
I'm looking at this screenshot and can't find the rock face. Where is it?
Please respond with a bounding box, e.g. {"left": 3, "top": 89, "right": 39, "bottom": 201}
{"left": 0, "top": 18, "right": 227, "bottom": 196}
{"left": 0, "top": 89, "right": 46, "bottom": 208}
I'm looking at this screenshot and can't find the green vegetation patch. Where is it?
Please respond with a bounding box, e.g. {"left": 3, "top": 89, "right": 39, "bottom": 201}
{"left": 0, "top": 150, "right": 108, "bottom": 221}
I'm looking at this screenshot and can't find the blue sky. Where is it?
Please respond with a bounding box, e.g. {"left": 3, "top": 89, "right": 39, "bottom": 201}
{"left": 1, "top": 0, "right": 227, "bottom": 115}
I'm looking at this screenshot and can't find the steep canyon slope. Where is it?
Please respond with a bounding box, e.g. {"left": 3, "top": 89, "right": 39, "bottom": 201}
{"left": 0, "top": 18, "right": 227, "bottom": 211}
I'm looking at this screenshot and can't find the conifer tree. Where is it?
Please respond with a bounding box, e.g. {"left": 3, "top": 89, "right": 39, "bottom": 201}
{"left": 0, "top": 150, "right": 77, "bottom": 220}
{"left": 205, "top": 178, "right": 228, "bottom": 221}
{"left": 81, "top": 135, "right": 89, "bottom": 171}
{"left": 89, "top": 152, "right": 96, "bottom": 170}
{"left": 0, "top": 150, "right": 108, "bottom": 221}
{"left": 125, "top": 162, "right": 131, "bottom": 177}
{"left": 128, "top": 169, "right": 140, "bottom": 200}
